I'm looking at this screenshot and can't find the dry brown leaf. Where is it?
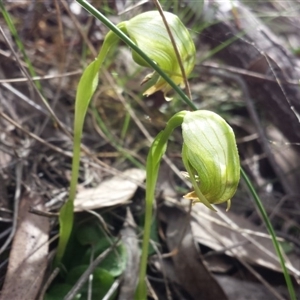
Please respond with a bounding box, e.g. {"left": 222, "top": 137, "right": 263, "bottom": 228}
{"left": 161, "top": 205, "right": 228, "bottom": 300}
{"left": 0, "top": 193, "right": 49, "bottom": 300}
{"left": 74, "top": 168, "right": 146, "bottom": 211}
{"left": 191, "top": 204, "right": 300, "bottom": 280}
{"left": 215, "top": 275, "right": 285, "bottom": 300}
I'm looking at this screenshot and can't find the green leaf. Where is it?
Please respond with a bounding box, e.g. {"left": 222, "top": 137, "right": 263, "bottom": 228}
{"left": 75, "top": 59, "right": 100, "bottom": 128}
{"left": 45, "top": 284, "right": 76, "bottom": 300}
{"left": 81, "top": 243, "right": 127, "bottom": 277}
{"left": 66, "top": 265, "right": 115, "bottom": 299}
{"left": 55, "top": 200, "right": 74, "bottom": 265}
{"left": 76, "top": 222, "right": 107, "bottom": 246}
{"left": 76, "top": 221, "right": 127, "bottom": 277}
{"left": 92, "top": 268, "right": 117, "bottom": 299}
{"left": 99, "top": 243, "right": 127, "bottom": 276}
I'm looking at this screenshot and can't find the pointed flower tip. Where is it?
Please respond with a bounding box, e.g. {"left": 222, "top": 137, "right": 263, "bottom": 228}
{"left": 183, "top": 190, "right": 217, "bottom": 212}
{"left": 142, "top": 83, "right": 174, "bottom": 101}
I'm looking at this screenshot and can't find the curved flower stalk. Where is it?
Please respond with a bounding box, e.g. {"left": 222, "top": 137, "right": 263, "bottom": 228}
{"left": 118, "top": 11, "right": 196, "bottom": 100}
{"left": 136, "top": 110, "right": 240, "bottom": 299}
{"left": 55, "top": 10, "right": 195, "bottom": 266}
{"left": 181, "top": 110, "right": 240, "bottom": 211}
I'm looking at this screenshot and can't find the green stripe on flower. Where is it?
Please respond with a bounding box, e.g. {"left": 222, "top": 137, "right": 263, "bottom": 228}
{"left": 181, "top": 110, "right": 240, "bottom": 211}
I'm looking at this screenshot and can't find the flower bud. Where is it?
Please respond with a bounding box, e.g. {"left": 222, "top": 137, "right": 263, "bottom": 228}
{"left": 181, "top": 110, "right": 240, "bottom": 211}
{"left": 119, "top": 11, "right": 196, "bottom": 100}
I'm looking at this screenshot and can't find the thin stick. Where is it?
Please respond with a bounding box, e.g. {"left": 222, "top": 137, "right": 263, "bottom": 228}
{"left": 0, "top": 26, "right": 71, "bottom": 139}
{"left": 201, "top": 62, "right": 299, "bottom": 86}
{"left": 0, "top": 70, "right": 81, "bottom": 83}
{"left": 63, "top": 240, "right": 120, "bottom": 300}
{"left": 0, "top": 111, "right": 72, "bottom": 158}
{"left": 152, "top": 0, "right": 192, "bottom": 100}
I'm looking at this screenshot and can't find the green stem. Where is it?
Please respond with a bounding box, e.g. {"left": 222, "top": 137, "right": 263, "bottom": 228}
{"left": 135, "top": 111, "right": 186, "bottom": 299}
{"left": 71, "top": 31, "right": 119, "bottom": 200}
{"left": 241, "top": 168, "right": 296, "bottom": 300}
{"left": 54, "top": 30, "right": 119, "bottom": 266}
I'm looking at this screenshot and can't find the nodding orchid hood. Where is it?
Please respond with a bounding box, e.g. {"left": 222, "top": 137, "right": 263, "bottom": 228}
{"left": 118, "top": 11, "right": 195, "bottom": 100}
{"left": 181, "top": 110, "right": 240, "bottom": 211}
